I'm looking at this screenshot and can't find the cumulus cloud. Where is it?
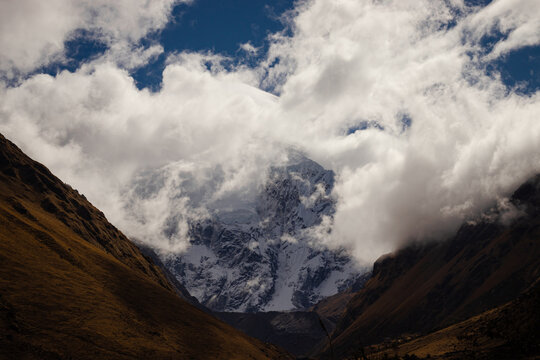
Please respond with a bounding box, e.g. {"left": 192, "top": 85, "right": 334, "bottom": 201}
{"left": 0, "top": 0, "right": 182, "bottom": 77}
{"left": 1, "top": 0, "right": 540, "bottom": 263}
{"left": 0, "top": 58, "right": 282, "bottom": 249}
{"left": 258, "top": 0, "right": 540, "bottom": 261}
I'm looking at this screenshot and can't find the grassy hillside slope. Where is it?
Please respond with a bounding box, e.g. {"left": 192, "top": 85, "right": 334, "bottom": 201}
{"left": 0, "top": 133, "right": 290, "bottom": 360}
{"left": 319, "top": 176, "right": 540, "bottom": 359}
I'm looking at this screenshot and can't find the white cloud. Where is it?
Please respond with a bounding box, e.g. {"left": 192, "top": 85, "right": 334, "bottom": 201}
{"left": 260, "top": 0, "right": 540, "bottom": 261}
{"left": 1, "top": 0, "right": 540, "bottom": 263}
{"left": 239, "top": 42, "right": 259, "bottom": 55}
{"left": 0, "top": 0, "right": 182, "bottom": 77}
{"left": 0, "top": 57, "right": 283, "bottom": 251}
{"left": 102, "top": 43, "right": 164, "bottom": 70}
{"left": 465, "top": 0, "right": 540, "bottom": 59}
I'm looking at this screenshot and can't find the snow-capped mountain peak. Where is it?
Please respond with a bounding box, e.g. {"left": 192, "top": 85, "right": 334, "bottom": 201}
{"left": 163, "top": 153, "right": 364, "bottom": 312}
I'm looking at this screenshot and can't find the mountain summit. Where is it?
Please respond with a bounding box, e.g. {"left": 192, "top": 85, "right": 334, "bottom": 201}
{"left": 164, "top": 153, "right": 365, "bottom": 312}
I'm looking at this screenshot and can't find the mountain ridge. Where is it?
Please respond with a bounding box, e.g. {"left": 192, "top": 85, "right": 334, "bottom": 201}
{"left": 315, "top": 174, "right": 540, "bottom": 358}
{"left": 0, "top": 133, "right": 291, "bottom": 360}
{"left": 161, "top": 153, "right": 366, "bottom": 312}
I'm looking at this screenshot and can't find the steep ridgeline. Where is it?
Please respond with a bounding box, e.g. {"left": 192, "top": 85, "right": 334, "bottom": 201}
{"left": 0, "top": 133, "right": 290, "bottom": 360}
{"left": 317, "top": 174, "right": 540, "bottom": 359}
{"left": 165, "top": 155, "right": 365, "bottom": 312}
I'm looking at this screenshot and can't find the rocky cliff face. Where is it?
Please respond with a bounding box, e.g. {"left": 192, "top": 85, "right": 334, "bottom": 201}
{"left": 163, "top": 154, "right": 364, "bottom": 312}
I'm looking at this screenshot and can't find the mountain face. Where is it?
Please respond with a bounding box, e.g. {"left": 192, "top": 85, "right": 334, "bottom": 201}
{"left": 216, "top": 311, "right": 331, "bottom": 357}
{"left": 164, "top": 155, "right": 364, "bottom": 312}
{"left": 317, "top": 174, "right": 540, "bottom": 359}
{"left": 215, "top": 271, "right": 372, "bottom": 358}
{"left": 0, "top": 133, "right": 290, "bottom": 360}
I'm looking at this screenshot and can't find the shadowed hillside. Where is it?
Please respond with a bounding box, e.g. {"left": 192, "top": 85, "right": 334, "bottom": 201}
{"left": 317, "top": 175, "right": 540, "bottom": 359}
{"left": 365, "top": 277, "right": 540, "bottom": 359}
{"left": 217, "top": 311, "right": 330, "bottom": 357}
{"left": 0, "top": 133, "right": 290, "bottom": 360}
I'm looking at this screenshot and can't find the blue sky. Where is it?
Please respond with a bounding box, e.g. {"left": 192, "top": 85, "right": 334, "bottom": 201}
{"left": 39, "top": 0, "right": 296, "bottom": 91}
{"left": 490, "top": 45, "right": 540, "bottom": 94}
{"left": 35, "top": 0, "right": 540, "bottom": 94}
{"left": 133, "top": 0, "right": 296, "bottom": 90}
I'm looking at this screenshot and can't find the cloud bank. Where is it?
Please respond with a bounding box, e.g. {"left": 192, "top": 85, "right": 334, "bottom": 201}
{"left": 1, "top": 0, "right": 540, "bottom": 264}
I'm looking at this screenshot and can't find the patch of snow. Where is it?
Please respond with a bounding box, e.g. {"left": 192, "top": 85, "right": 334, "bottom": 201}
{"left": 161, "top": 153, "right": 366, "bottom": 312}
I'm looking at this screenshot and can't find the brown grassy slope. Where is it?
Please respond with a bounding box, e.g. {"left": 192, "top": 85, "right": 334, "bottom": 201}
{"left": 0, "top": 133, "right": 290, "bottom": 360}
{"left": 321, "top": 176, "right": 540, "bottom": 358}
{"left": 312, "top": 292, "right": 356, "bottom": 328}
{"left": 366, "top": 276, "right": 540, "bottom": 359}
{"left": 311, "top": 272, "right": 372, "bottom": 329}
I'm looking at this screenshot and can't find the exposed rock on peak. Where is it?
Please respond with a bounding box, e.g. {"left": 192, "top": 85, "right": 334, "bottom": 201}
{"left": 164, "top": 153, "right": 365, "bottom": 312}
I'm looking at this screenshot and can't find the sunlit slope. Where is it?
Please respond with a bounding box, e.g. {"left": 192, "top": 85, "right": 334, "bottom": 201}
{"left": 0, "top": 133, "right": 289, "bottom": 360}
